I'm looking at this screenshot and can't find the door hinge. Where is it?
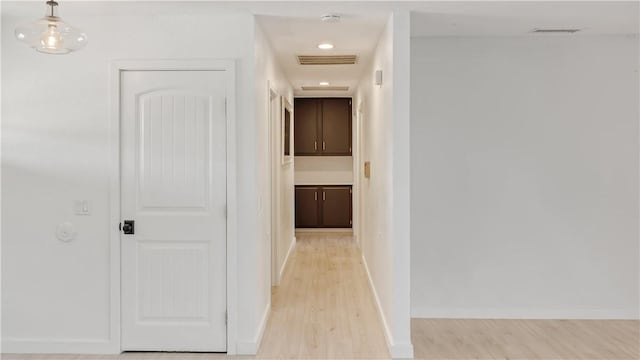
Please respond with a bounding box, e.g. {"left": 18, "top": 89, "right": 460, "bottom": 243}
{"left": 349, "top": 188, "right": 352, "bottom": 194}
{"left": 350, "top": 220, "right": 352, "bottom": 225}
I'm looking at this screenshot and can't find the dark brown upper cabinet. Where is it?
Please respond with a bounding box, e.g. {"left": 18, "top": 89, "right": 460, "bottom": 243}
{"left": 294, "top": 98, "right": 352, "bottom": 156}
{"left": 294, "top": 99, "right": 320, "bottom": 155}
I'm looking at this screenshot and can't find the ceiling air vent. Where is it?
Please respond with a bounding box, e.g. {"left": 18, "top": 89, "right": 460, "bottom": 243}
{"left": 301, "top": 86, "right": 349, "bottom": 91}
{"left": 532, "top": 28, "right": 580, "bottom": 34}
{"left": 297, "top": 55, "right": 358, "bottom": 65}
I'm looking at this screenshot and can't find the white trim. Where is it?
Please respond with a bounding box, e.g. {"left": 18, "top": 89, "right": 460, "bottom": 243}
{"left": 268, "top": 82, "right": 280, "bottom": 287}
{"left": 279, "top": 236, "right": 296, "bottom": 280}
{"left": 236, "top": 303, "right": 271, "bottom": 355}
{"left": 411, "top": 307, "right": 640, "bottom": 320}
{"left": 109, "top": 59, "right": 238, "bottom": 355}
{"left": 361, "top": 254, "right": 393, "bottom": 355}
{"left": 389, "top": 342, "right": 415, "bottom": 359}
{"left": 361, "top": 254, "right": 413, "bottom": 359}
{"left": 1, "top": 339, "right": 114, "bottom": 354}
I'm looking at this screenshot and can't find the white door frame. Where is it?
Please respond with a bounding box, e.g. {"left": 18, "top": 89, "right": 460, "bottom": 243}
{"left": 109, "top": 59, "right": 237, "bottom": 354}
{"left": 268, "top": 82, "right": 280, "bottom": 287}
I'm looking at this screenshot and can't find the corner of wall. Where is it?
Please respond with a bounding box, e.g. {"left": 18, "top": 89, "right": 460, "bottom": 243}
{"left": 236, "top": 301, "right": 271, "bottom": 355}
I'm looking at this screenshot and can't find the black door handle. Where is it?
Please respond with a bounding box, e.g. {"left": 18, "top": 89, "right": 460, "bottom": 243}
{"left": 121, "top": 220, "right": 135, "bottom": 234}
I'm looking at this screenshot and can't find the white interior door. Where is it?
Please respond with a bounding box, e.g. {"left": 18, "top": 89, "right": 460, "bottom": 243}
{"left": 120, "top": 70, "right": 227, "bottom": 352}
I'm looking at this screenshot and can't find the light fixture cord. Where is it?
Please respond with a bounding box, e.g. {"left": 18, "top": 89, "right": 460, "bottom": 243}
{"left": 46, "top": 0, "right": 58, "bottom": 17}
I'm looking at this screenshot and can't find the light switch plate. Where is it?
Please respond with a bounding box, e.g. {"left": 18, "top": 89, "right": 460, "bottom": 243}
{"left": 74, "top": 200, "right": 91, "bottom": 215}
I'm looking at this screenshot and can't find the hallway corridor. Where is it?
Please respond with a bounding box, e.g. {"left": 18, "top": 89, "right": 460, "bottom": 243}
{"left": 258, "top": 232, "right": 390, "bottom": 359}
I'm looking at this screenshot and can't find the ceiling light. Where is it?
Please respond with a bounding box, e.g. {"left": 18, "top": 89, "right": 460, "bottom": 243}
{"left": 318, "top": 43, "right": 334, "bottom": 50}
{"left": 15, "top": 0, "right": 88, "bottom": 54}
{"left": 319, "top": 82, "right": 330, "bottom": 86}
{"left": 321, "top": 14, "right": 341, "bottom": 23}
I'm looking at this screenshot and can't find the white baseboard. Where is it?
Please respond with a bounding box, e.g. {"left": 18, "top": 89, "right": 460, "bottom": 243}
{"left": 361, "top": 254, "right": 414, "bottom": 359}
{"left": 1, "top": 338, "right": 118, "bottom": 354}
{"left": 411, "top": 306, "right": 640, "bottom": 320}
{"left": 279, "top": 236, "right": 296, "bottom": 280}
{"left": 236, "top": 303, "right": 271, "bottom": 355}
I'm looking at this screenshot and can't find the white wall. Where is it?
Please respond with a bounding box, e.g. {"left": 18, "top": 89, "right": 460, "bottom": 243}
{"left": 250, "top": 20, "right": 294, "bottom": 353}
{"left": 294, "top": 156, "right": 353, "bottom": 185}
{"left": 410, "top": 35, "right": 639, "bottom": 319}
{"left": 354, "top": 11, "right": 413, "bottom": 358}
{"left": 1, "top": 2, "right": 264, "bottom": 353}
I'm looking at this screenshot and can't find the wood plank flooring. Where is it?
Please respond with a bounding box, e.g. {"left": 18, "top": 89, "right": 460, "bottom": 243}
{"left": 3, "top": 232, "right": 638, "bottom": 359}
{"left": 257, "top": 232, "right": 389, "bottom": 359}
{"left": 412, "top": 318, "right": 639, "bottom": 359}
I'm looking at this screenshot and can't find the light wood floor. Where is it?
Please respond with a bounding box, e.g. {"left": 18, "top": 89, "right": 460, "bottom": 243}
{"left": 257, "top": 232, "right": 389, "bottom": 359}
{"left": 412, "top": 318, "right": 639, "bottom": 359}
{"left": 3, "top": 233, "right": 639, "bottom": 359}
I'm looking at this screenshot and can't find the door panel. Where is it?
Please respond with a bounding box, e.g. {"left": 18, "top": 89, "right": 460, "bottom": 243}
{"left": 321, "top": 98, "right": 351, "bottom": 155}
{"left": 121, "top": 70, "right": 227, "bottom": 351}
{"left": 294, "top": 99, "right": 319, "bottom": 155}
{"left": 321, "top": 186, "right": 352, "bottom": 228}
{"left": 295, "top": 186, "right": 320, "bottom": 228}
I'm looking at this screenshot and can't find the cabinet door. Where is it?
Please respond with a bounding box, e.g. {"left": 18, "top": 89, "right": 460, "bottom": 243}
{"left": 294, "top": 99, "right": 320, "bottom": 155}
{"left": 320, "top": 186, "right": 352, "bottom": 228}
{"left": 321, "top": 98, "right": 352, "bottom": 155}
{"left": 295, "top": 186, "right": 320, "bottom": 228}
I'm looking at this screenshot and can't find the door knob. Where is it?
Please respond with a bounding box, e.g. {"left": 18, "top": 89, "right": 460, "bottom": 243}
{"left": 120, "top": 220, "right": 135, "bottom": 235}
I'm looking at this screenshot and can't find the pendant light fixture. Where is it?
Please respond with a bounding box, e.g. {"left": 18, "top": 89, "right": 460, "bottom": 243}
{"left": 15, "top": 0, "right": 87, "bottom": 54}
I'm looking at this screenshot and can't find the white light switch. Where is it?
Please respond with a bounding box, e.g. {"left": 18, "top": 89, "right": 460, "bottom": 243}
{"left": 74, "top": 200, "right": 91, "bottom": 215}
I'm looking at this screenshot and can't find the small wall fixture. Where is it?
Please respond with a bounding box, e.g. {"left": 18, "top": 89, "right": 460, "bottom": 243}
{"left": 375, "top": 70, "right": 383, "bottom": 86}
{"left": 15, "top": 0, "right": 88, "bottom": 54}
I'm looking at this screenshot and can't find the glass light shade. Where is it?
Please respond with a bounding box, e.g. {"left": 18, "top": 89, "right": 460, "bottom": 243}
{"left": 14, "top": 1, "right": 87, "bottom": 54}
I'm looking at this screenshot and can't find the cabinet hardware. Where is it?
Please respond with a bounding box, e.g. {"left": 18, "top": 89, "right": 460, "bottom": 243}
{"left": 314, "top": 141, "right": 317, "bottom": 151}
{"left": 323, "top": 141, "right": 326, "bottom": 150}
{"left": 315, "top": 191, "right": 318, "bottom": 201}
{"left": 323, "top": 191, "right": 326, "bottom": 201}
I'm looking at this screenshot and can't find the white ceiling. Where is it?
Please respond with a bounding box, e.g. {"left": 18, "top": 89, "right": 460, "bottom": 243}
{"left": 257, "top": 14, "right": 387, "bottom": 96}
{"left": 3, "top": 1, "right": 637, "bottom": 96}
{"left": 410, "top": 1, "right": 639, "bottom": 37}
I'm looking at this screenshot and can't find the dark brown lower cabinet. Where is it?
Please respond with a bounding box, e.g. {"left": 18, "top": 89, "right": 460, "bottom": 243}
{"left": 295, "top": 186, "right": 321, "bottom": 228}
{"left": 295, "top": 185, "right": 352, "bottom": 228}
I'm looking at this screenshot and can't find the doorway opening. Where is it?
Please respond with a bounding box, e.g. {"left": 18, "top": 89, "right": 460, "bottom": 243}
{"left": 258, "top": 11, "right": 392, "bottom": 358}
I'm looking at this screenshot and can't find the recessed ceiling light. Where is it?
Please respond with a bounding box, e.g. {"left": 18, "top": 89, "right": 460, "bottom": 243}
{"left": 318, "top": 43, "right": 334, "bottom": 50}
{"left": 321, "top": 14, "right": 341, "bottom": 23}
{"left": 319, "top": 82, "right": 330, "bottom": 86}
